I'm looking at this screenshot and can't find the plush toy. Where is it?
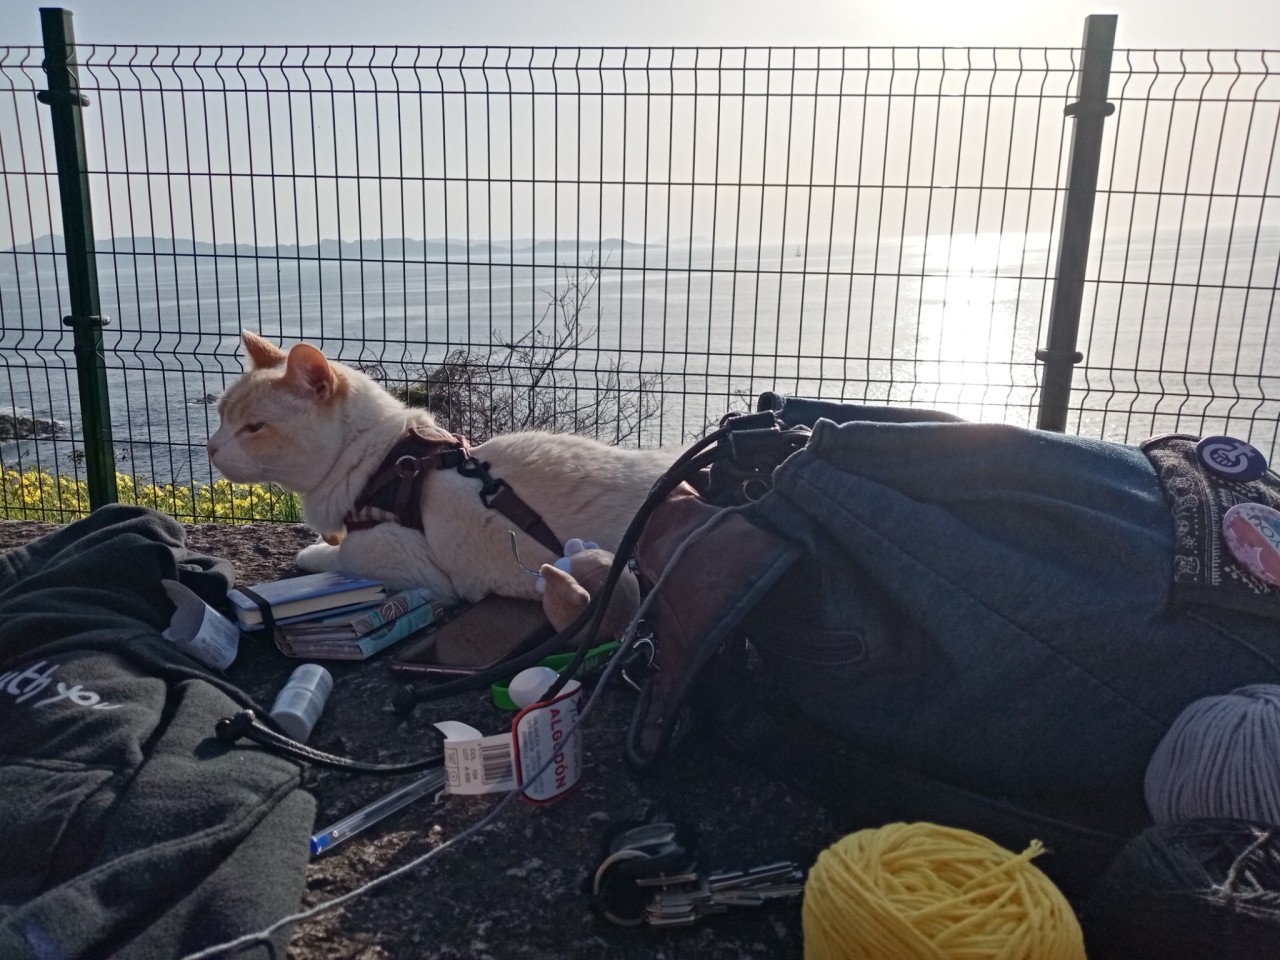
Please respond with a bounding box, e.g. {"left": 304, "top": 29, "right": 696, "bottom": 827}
{"left": 537, "top": 538, "right": 640, "bottom": 640}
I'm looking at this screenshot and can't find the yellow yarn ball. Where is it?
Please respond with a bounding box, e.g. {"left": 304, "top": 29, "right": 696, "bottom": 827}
{"left": 802, "top": 822, "right": 1086, "bottom": 960}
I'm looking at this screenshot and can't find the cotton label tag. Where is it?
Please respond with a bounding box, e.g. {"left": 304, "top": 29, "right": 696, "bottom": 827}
{"left": 434, "top": 683, "right": 583, "bottom": 804}
{"left": 513, "top": 685, "right": 583, "bottom": 803}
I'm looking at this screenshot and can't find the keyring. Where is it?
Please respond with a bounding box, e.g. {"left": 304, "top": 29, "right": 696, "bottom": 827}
{"left": 591, "top": 847, "right": 651, "bottom": 927}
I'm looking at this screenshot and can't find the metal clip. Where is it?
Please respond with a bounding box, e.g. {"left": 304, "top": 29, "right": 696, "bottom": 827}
{"left": 508, "top": 530, "right": 544, "bottom": 578}
{"left": 37, "top": 89, "right": 91, "bottom": 108}
{"left": 1063, "top": 99, "right": 1115, "bottom": 118}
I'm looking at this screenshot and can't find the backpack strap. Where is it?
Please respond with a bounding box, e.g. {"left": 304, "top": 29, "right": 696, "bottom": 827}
{"left": 1141, "top": 433, "right": 1280, "bottom": 621}
{"left": 625, "top": 485, "right": 802, "bottom": 769}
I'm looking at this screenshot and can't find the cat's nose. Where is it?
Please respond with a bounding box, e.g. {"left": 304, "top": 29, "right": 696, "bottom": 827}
{"left": 206, "top": 439, "right": 219, "bottom": 458}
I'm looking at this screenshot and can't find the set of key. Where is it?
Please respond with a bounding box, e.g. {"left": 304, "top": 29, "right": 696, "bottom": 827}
{"left": 642, "top": 860, "right": 807, "bottom": 927}
{"left": 590, "top": 817, "right": 805, "bottom": 928}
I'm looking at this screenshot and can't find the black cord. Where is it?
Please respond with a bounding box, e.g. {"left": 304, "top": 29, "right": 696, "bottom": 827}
{"left": 390, "top": 415, "right": 777, "bottom": 712}
{"left": 215, "top": 709, "right": 444, "bottom": 774}
{"left": 539, "top": 445, "right": 727, "bottom": 701}
{"left": 213, "top": 410, "right": 796, "bottom": 776}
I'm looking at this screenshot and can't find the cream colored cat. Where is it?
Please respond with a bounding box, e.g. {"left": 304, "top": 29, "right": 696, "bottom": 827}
{"left": 207, "top": 331, "right": 674, "bottom": 604}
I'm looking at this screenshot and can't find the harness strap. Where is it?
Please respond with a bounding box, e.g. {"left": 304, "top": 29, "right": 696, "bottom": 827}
{"left": 345, "top": 425, "right": 564, "bottom": 557}
{"left": 456, "top": 458, "right": 564, "bottom": 557}
{"left": 347, "top": 426, "right": 464, "bottom": 532}
{"left": 506, "top": 497, "right": 564, "bottom": 557}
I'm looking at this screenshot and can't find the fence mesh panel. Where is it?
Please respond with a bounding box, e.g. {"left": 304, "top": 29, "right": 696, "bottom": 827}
{"left": 1077, "top": 49, "right": 1280, "bottom": 451}
{"left": 1, "top": 42, "right": 1277, "bottom": 521}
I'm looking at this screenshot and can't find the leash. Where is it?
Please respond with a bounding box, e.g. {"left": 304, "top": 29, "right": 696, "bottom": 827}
{"left": 392, "top": 409, "right": 808, "bottom": 710}
{"left": 215, "top": 411, "right": 808, "bottom": 769}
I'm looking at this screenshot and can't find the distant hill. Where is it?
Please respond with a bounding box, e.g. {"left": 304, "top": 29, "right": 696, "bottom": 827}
{"left": 0, "top": 234, "right": 664, "bottom": 274}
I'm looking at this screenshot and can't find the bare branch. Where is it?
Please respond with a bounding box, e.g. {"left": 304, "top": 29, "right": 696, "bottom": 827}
{"left": 389, "top": 254, "right": 664, "bottom": 445}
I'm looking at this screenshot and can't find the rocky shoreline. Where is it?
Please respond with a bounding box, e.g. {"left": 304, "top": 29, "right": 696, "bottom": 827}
{"left": 0, "top": 413, "right": 64, "bottom": 441}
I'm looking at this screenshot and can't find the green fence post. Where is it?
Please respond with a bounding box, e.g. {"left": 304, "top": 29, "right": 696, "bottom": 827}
{"left": 1036, "top": 14, "right": 1117, "bottom": 432}
{"left": 37, "top": 6, "right": 117, "bottom": 508}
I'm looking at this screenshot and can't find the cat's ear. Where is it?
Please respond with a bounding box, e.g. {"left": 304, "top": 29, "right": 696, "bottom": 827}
{"left": 241, "top": 331, "right": 286, "bottom": 369}
{"left": 283, "top": 343, "right": 340, "bottom": 401}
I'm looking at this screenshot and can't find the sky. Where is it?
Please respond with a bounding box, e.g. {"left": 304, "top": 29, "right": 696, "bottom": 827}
{"left": 2, "top": 0, "right": 1275, "bottom": 251}
{"left": 1, "top": 0, "right": 1275, "bottom": 456}
{"left": 0, "top": 0, "right": 1277, "bottom": 50}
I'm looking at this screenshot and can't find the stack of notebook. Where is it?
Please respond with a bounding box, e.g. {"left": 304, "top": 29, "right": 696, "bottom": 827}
{"left": 227, "top": 572, "right": 441, "bottom": 660}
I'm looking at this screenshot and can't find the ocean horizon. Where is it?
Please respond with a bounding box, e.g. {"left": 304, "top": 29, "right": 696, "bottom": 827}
{"left": 3, "top": 222, "right": 1278, "bottom": 486}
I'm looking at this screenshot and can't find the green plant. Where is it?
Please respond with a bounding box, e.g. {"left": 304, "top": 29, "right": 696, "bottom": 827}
{"left": 0, "top": 468, "right": 302, "bottom": 524}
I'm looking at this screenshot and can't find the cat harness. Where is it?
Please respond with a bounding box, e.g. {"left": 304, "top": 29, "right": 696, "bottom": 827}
{"left": 343, "top": 425, "right": 565, "bottom": 556}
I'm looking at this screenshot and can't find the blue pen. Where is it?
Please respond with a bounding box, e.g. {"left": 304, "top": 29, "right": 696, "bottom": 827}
{"left": 310, "top": 767, "right": 447, "bottom": 856}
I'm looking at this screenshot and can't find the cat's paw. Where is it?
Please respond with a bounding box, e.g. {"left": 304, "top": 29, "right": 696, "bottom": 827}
{"left": 296, "top": 541, "right": 342, "bottom": 573}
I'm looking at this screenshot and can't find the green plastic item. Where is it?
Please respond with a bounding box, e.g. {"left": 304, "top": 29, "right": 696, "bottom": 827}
{"left": 490, "top": 641, "right": 621, "bottom": 710}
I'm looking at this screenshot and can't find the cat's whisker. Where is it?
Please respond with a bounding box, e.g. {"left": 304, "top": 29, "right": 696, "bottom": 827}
{"left": 508, "top": 530, "right": 545, "bottom": 578}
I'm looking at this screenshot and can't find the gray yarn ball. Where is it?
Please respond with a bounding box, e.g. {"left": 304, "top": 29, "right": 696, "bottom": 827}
{"left": 1145, "top": 684, "right": 1280, "bottom": 825}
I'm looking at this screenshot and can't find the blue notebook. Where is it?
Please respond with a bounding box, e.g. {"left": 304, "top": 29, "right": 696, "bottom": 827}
{"left": 227, "top": 571, "right": 387, "bottom": 630}
{"left": 276, "top": 587, "right": 435, "bottom": 641}
{"left": 275, "top": 598, "right": 445, "bottom": 660}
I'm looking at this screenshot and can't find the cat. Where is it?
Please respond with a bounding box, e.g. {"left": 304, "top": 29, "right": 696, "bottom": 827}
{"left": 206, "top": 331, "right": 675, "bottom": 605}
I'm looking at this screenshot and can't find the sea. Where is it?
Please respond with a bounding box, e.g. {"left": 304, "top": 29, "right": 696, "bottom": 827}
{"left": 2, "top": 226, "right": 1278, "bottom": 487}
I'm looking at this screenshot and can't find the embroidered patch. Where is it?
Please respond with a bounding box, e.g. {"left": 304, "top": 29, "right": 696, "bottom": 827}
{"left": 1142, "top": 434, "right": 1280, "bottom": 620}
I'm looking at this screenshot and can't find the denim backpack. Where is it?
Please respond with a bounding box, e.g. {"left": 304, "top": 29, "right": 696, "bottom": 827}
{"left": 626, "top": 393, "right": 1280, "bottom": 900}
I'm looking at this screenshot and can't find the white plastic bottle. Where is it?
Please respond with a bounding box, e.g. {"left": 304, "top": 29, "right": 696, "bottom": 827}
{"left": 161, "top": 579, "right": 241, "bottom": 670}
{"left": 269, "top": 664, "right": 334, "bottom": 743}
{"left": 507, "top": 665, "right": 581, "bottom": 709}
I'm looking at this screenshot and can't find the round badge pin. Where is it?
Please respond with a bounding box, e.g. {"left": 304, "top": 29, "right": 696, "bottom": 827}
{"left": 1222, "top": 502, "right": 1280, "bottom": 587}
{"left": 1196, "top": 435, "right": 1268, "bottom": 482}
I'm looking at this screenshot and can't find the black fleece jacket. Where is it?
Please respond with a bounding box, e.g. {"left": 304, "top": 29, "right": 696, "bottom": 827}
{"left": 0, "top": 505, "right": 313, "bottom": 960}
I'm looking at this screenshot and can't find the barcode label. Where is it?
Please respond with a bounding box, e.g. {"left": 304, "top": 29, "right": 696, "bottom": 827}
{"left": 481, "top": 741, "right": 514, "bottom": 784}
{"left": 439, "top": 730, "right": 517, "bottom": 794}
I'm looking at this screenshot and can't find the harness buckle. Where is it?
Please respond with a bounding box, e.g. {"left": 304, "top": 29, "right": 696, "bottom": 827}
{"left": 480, "top": 477, "right": 511, "bottom": 508}
{"left": 455, "top": 455, "right": 508, "bottom": 505}
{"left": 455, "top": 456, "right": 488, "bottom": 481}
{"left": 394, "top": 454, "right": 424, "bottom": 475}
{"left": 438, "top": 447, "right": 467, "bottom": 469}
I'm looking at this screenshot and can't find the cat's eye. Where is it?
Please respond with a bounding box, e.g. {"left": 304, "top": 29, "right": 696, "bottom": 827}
{"left": 240, "top": 422, "right": 265, "bottom": 435}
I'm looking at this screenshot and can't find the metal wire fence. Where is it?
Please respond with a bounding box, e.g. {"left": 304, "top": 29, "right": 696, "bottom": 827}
{"left": 1, "top": 23, "right": 1278, "bottom": 521}
{"left": 1078, "top": 49, "right": 1279, "bottom": 450}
